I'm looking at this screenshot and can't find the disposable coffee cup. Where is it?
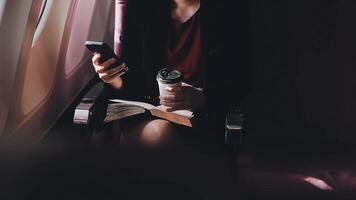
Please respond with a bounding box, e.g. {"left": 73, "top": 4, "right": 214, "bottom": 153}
{"left": 156, "top": 68, "right": 183, "bottom": 96}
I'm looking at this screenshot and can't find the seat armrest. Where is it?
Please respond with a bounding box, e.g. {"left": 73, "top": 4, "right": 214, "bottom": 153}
{"left": 226, "top": 114, "right": 242, "bottom": 131}
{"left": 225, "top": 108, "right": 243, "bottom": 145}
{"left": 225, "top": 107, "right": 244, "bottom": 179}
{"left": 73, "top": 82, "right": 108, "bottom": 133}
{"left": 73, "top": 82, "right": 123, "bottom": 146}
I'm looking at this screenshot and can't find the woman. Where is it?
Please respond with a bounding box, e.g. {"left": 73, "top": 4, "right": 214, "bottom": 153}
{"left": 92, "top": 0, "right": 250, "bottom": 149}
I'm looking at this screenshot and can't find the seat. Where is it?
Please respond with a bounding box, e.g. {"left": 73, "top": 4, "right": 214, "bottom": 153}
{"left": 73, "top": 82, "right": 118, "bottom": 146}
{"left": 225, "top": 107, "right": 244, "bottom": 178}
{"left": 73, "top": 83, "right": 356, "bottom": 199}
{"left": 74, "top": 81, "right": 245, "bottom": 182}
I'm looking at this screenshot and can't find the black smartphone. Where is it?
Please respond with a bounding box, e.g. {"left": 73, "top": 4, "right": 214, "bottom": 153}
{"left": 85, "top": 41, "right": 127, "bottom": 72}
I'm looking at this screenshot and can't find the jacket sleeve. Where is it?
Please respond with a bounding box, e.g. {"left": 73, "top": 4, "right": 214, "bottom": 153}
{"left": 106, "top": 0, "right": 145, "bottom": 101}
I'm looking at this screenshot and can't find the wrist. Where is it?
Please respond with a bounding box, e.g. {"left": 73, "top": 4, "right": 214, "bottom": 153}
{"left": 109, "top": 76, "right": 123, "bottom": 90}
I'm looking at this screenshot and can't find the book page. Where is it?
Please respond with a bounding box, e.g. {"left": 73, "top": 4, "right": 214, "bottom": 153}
{"left": 109, "top": 99, "right": 194, "bottom": 127}
{"left": 105, "top": 106, "right": 146, "bottom": 123}
{"left": 109, "top": 99, "right": 193, "bottom": 117}
{"left": 109, "top": 99, "right": 156, "bottom": 110}
{"left": 154, "top": 105, "right": 193, "bottom": 118}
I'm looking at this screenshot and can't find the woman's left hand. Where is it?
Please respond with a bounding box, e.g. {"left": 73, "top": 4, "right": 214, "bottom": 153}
{"left": 159, "top": 83, "right": 205, "bottom": 111}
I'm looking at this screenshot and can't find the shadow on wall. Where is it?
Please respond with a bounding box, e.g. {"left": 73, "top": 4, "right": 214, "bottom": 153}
{"left": 245, "top": 1, "right": 356, "bottom": 150}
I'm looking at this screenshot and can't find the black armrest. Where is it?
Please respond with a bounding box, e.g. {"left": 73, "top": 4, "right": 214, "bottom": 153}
{"left": 225, "top": 107, "right": 244, "bottom": 179}
{"left": 73, "top": 82, "right": 108, "bottom": 134}
{"left": 73, "top": 82, "right": 125, "bottom": 146}
{"left": 225, "top": 107, "right": 243, "bottom": 145}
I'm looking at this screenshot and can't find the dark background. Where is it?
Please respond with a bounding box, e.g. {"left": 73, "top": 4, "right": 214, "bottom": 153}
{"left": 245, "top": 1, "right": 356, "bottom": 150}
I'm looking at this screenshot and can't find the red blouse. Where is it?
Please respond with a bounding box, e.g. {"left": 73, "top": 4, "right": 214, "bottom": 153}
{"left": 165, "top": 9, "right": 205, "bottom": 87}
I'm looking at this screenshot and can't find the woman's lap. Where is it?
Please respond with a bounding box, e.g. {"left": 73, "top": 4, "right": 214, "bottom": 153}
{"left": 119, "top": 113, "right": 225, "bottom": 151}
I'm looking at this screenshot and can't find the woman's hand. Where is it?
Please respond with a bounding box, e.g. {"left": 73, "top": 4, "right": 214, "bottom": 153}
{"left": 159, "top": 83, "right": 205, "bottom": 111}
{"left": 92, "top": 53, "right": 126, "bottom": 89}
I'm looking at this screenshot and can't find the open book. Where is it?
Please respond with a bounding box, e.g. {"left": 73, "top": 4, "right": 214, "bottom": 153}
{"left": 74, "top": 99, "right": 194, "bottom": 127}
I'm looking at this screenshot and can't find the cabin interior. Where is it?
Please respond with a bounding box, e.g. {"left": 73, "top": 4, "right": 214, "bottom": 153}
{"left": 1, "top": 0, "right": 356, "bottom": 199}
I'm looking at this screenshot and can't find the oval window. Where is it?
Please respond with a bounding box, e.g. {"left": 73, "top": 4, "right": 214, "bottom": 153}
{"left": 64, "top": 0, "right": 98, "bottom": 77}
{"left": 21, "top": 0, "right": 71, "bottom": 115}
{"left": 32, "top": 0, "right": 52, "bottom": 46}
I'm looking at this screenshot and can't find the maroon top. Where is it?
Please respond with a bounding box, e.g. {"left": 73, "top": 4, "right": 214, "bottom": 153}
{"left": 165, "top": 9, "right": 205, "bottom": 87}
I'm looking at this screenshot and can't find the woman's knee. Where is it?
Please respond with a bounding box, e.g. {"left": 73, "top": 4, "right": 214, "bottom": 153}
{"left": 123, "top": 119, "right": 182, "bottom": 149}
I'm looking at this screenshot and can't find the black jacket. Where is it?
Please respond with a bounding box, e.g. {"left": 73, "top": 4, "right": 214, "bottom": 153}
{"left": 109, "top": 0, "right": 251, "bottom": 116}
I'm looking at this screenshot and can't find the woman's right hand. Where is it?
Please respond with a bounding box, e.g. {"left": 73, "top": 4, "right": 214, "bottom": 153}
{"left": 92, "top": 53, "right": 126, "bottom": 89}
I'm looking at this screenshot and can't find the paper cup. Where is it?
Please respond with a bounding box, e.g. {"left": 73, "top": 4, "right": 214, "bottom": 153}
{"left": 156, "top": 68, "right": 183, "bottom": 96}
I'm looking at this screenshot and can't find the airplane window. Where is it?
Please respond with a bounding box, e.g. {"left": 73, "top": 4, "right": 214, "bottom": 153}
{"left": 36, "top": 0, "right": 47, "bottom": 28}
{"left": 32, "top": 0, "right": 52, "bottom": 46}
{"left": 64, "top": 0, "right": 97, "bottom": 77}
{"left": 0, "top": 0, "right": 6, "bottom": 23}
{"left": 21, "top": 1, "right": 71, "bottom": 115}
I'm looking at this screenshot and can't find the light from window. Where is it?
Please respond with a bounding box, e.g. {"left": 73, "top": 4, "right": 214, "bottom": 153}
{"left": 21, "top": 0, "right": 71, "bottom": 115}
{"left": 32, "top": 0, "right": 52, "bottom": 46}
{"left": 64, "top": 0, "right": 97, "bottom": 77}
{"left": 0, "top": 0, "right": 6, "bottom": 23}
{"left": 36, "top": 0, "right": 47, "bottom": 28}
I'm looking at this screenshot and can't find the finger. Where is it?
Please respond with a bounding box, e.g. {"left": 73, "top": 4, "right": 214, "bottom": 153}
{"left": 116, "top": 62, "right": 127, "bottom": 72}
{"left": 93, "top": 52, "right": 100, "bottom": 58}
{"left": 159, "top": 100, "right": 177, "bottom": 107}
{"left": 98, "top": 62, "right": 125, "bottom": 74}
{"left": 92, "top": 54, "right": 102, "bottom": 66}
{"left": 104, "top": 63, "right": 127, "bottom": 75}
{"left": 99, "top": 65, "right": 123, "bottom": 79}
{"left": 99, "top": 68, "right": 124, "bottom": 83}
{"left": 101, "top": 57, "right": 117, "bottom": 69}
{"left": 160, "top": 100, "right": 188, "bottom": 110}
{"left": 159, "top": 94, "right": 185, "bottom": 103}
{"left": 95, "top": 58, "right": 117, "bottom": 73}
{"left": 96, "top": 62, "right": 120, "bottom": 74}
{"left": 165, "top": 101, "right": 189, "bottom": 112}
{"left": 101, "top": 74, "right": 118, "bottom": 83}
{"left": 99, "top": 65, "right": 126, "bottom": 81}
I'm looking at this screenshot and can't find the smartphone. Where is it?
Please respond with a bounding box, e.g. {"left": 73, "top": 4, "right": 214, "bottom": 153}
{"left": 85, "top": 41, "right": 127, "bottom": 74}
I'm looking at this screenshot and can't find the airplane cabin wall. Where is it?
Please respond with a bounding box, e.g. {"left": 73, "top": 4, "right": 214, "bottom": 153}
{"left": 0, "top": 0, "right": 115, "bottom": 141}
{"left": 0, "top": 0, "right": 35, "bottom": 137}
